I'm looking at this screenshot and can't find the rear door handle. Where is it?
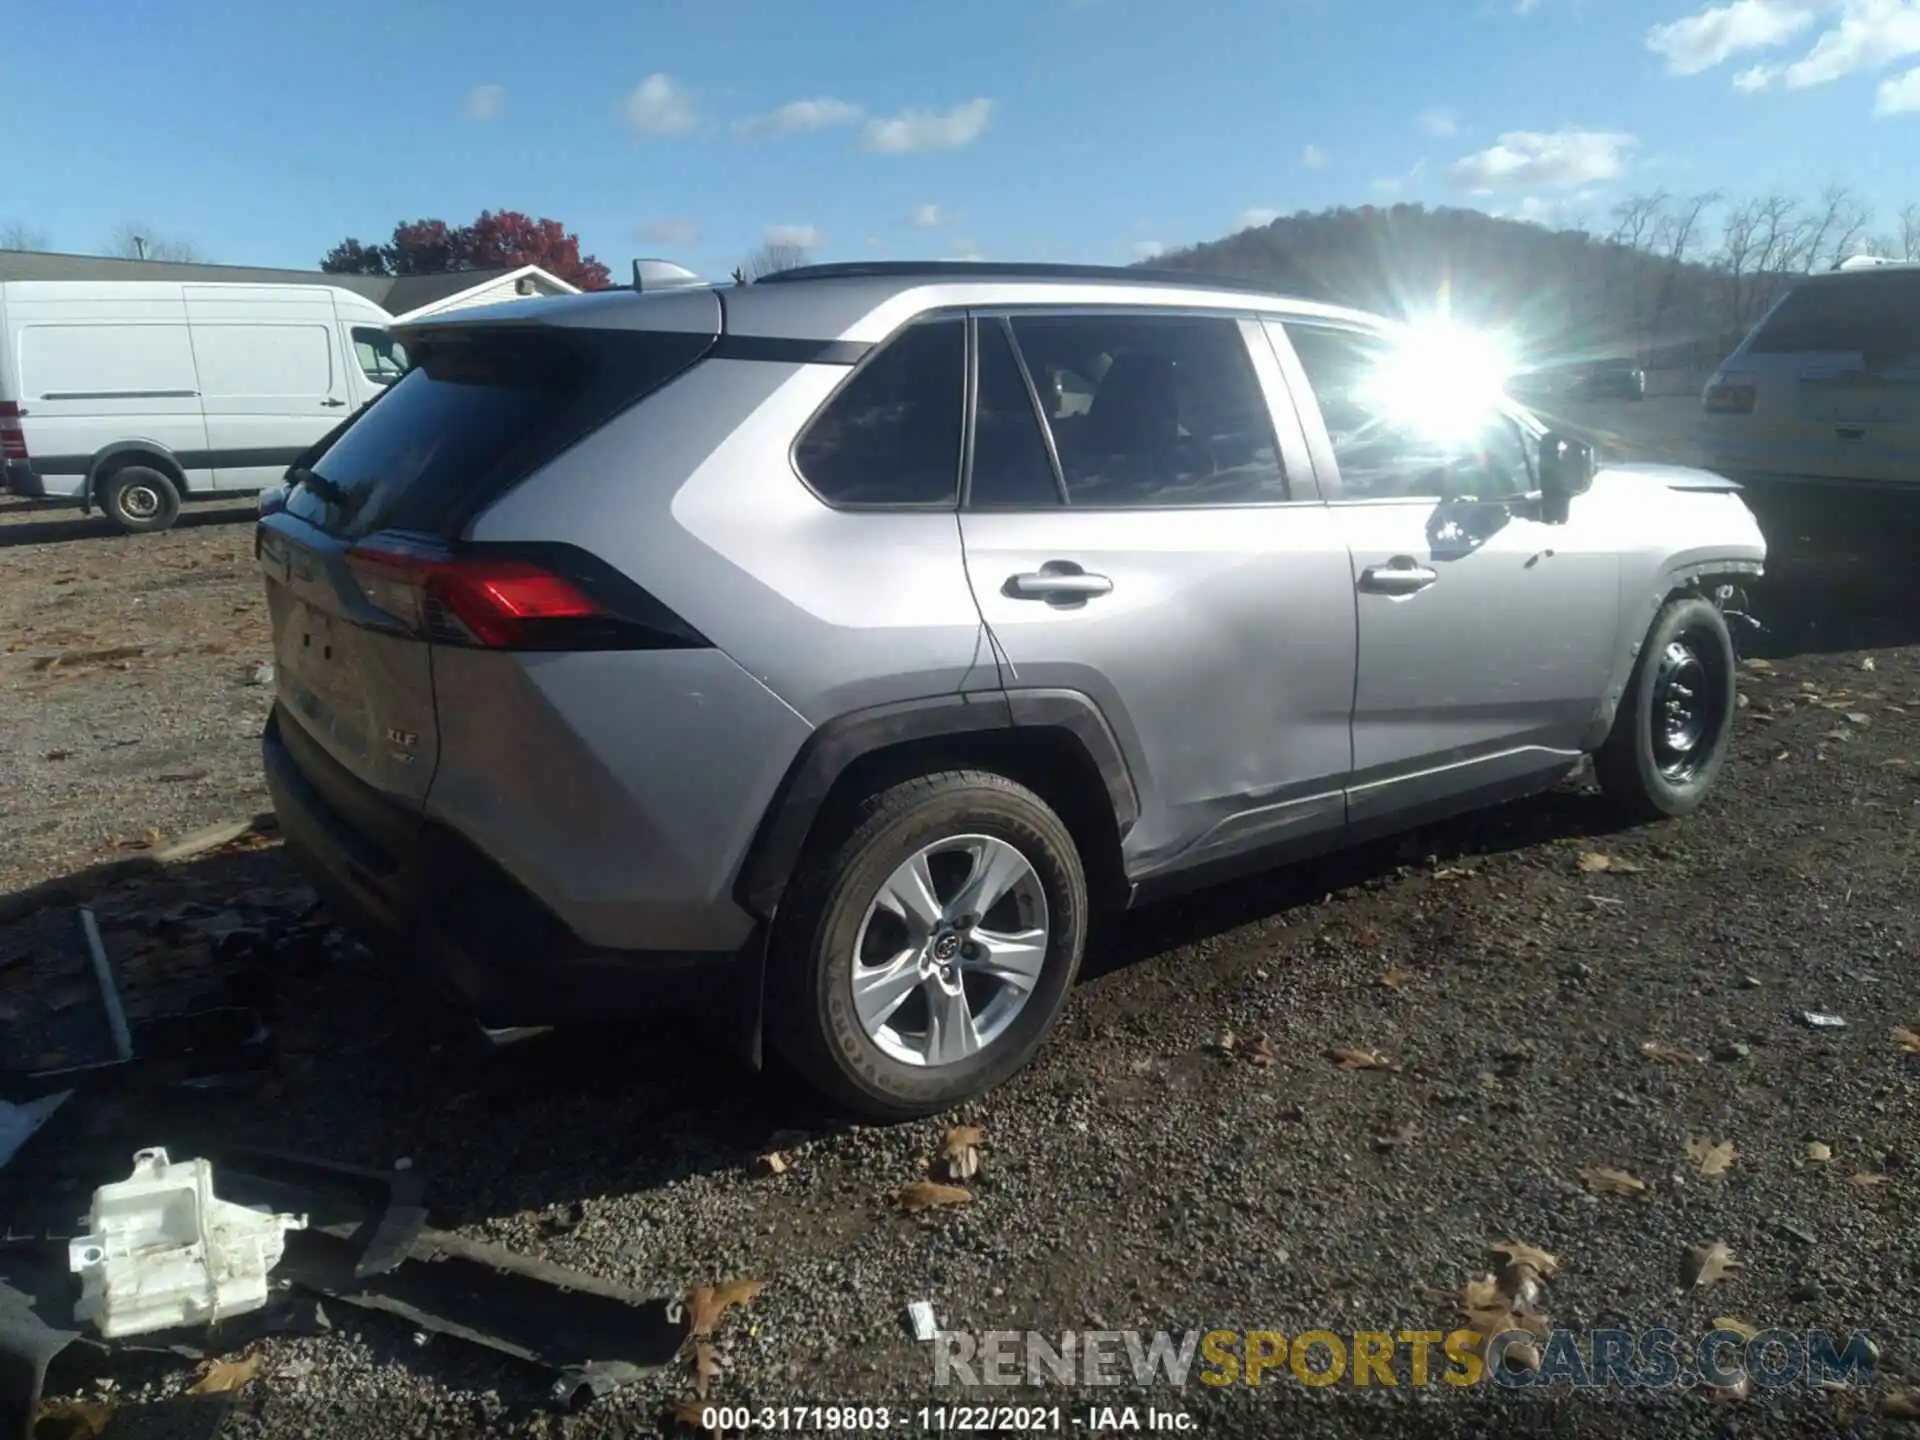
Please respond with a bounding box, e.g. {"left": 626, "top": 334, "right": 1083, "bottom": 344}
{"left": 1005, "top": 566, "right": 1114, "bottom": 602}
{"left": 1358, "top": 558, "right": 1438, "bottom": 594}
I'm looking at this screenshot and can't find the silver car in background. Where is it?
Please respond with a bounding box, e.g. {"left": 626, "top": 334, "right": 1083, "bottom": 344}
{"left": 256, "top": 260, "right": 1766, "bottom": 1118}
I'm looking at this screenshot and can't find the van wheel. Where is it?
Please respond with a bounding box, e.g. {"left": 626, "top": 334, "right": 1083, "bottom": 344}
{"left": 100, "top": 467, "right": 181, "bottom": 535}
{"left": 1595, "top": 596, "right": 1736, "bottom": 820}
{"left": 767, "top": 770, "right": 1088, "bottom": 1120}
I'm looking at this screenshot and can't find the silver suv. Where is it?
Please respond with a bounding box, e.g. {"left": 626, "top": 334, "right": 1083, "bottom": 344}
{"left": 256, "top": 261, "right": 1767, "bottom": 1118}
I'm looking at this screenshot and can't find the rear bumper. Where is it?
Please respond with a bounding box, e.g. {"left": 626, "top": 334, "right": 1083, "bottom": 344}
{"left": 3, "top": 460, "right": 46, "bottom": 498}
{"left": 262, "top": 705, "right": 761, "bottom": 1035}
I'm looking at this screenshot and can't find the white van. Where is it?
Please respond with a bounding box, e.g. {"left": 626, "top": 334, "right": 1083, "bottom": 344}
{"left": 1700, "top": 256, "right": 1920, "bottom": 492}
{"left": 0, "top": 280, "right": 406, "bottom": 532}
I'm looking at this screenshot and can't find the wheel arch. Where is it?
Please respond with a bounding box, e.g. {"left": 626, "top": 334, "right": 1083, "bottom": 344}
{"left": 1588, "top": 556, "right": 1762, "bottom": 747}
{"left": 736, "top": 688, "right": 1139, "bottom": 924}
{"left": 85, "top": 442, "right": 191, "bottom": 512}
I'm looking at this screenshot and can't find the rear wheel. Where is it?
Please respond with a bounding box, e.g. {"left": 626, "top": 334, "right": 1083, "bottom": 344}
{"left": 767, "top": 770, "right": 1087, "bottom": 1119}
{"left": 1595, "top": 596, "right": 1736, "bottom": 820}
{"left": 99, "top": 466, "right": 182, "bottom": 535}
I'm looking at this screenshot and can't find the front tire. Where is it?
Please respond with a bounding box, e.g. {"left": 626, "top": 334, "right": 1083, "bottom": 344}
{"left": 1595, "top": 596, "right": 1736, "bottom": 820}
{"left": 767, "top": 770, "right": 1088, "bottom": 1119}
{"left": 99, "top": 466, "right": 182, "bottom": 534}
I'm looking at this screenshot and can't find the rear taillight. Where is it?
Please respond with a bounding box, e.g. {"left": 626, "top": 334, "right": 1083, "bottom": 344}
{"left": 1703, "top": 380, "right": 1756, "bottom": 415}
{"left": 344, "top": 539, "right": 706, "bottom": 652}
{"left": 0, "top": 402, "right": 28, "bottom": 461}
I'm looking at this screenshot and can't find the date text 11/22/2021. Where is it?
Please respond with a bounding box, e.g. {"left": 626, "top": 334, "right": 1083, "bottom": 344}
{"left": 694, "top": 1406, "right": 1195, "bottom": 1432}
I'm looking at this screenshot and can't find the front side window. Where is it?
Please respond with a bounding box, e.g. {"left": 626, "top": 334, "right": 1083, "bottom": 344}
{"left": 1009, "top": 313, "right": 1288, "bottom": 507}
{"left": 1282, "top": 323, "right": 1533, "bottom": 502}
{"left": 352, "top": 326, "right": 409, "bottom": 384}
{"left": 794, "top": 319, "right": 965, "bottom": 506}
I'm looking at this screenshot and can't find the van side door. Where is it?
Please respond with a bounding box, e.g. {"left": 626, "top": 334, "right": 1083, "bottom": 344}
{"left": 184, "top": 286, "right": 350, "bottom": 491}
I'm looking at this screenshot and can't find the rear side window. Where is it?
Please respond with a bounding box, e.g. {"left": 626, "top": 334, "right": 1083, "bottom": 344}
{"left": 285, "top": 326, "right": 713, "bottom": 540}
{"left": 969, "top": 319, "right": 1062, "bottom": 508}
{"left": 1748, "top": 273, "right": 1920, "bottom": 361}
{"left": 1009, "top": 313, "right": 1289, "bottom": 507}
{"left": 794, "top": 318, "right": 964, "bottom": 506}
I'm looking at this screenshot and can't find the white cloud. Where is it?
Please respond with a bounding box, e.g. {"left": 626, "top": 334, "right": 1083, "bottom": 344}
{"left": 860, "top": 98, "right": 993, "bottom": 153}
{"left": 908, "top": 202, "right": 946, "bottom": 229}
{"left": 464, "top": 84, "right": 503, "bottom": 121}
{"left": 1876, "top": 59, "right": 1920, "bottom": 106}
{"left": 1237, "top": 207, "right": 1281, "bottom": 230}
{"left": 764, "top": 223, "right": 820, "bottom": 250}
{"left": 1371, "top": 176, "right": 1405, "bottom": 196}
{"left": 1420, "top": 108, "right": 1461, "bottom": 137}
{"left": 1301, "top": 143, "right": 1329, "bottom": 169}
{"left": 1446, "top": 128, "right": 1634, "bottom": 192}
{"left": 1733, "top": 61, "right": 1783, "bottom": 86}
{"left": 636, "top": 218, "right": 700, "bottom": 245}
{"left": 1132, "top": 240, "right": 1167, "bottom": 260}
{"left": 627, "top": 73, "right": 698, "bottom": 136}
{"left": 735, "top": 97, "right": 863, "bottom": 139}
{"left": 1646, "top": 0, "right": 1818, "bottom": 75}
{"left": 1782, "top": 0, "right": 1920, "bottom": 88}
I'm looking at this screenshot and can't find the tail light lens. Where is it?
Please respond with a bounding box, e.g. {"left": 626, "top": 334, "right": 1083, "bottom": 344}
{"left": 0, "top": 401, "right": 28, "bottom": 461}
{"left": 344, "top": 538, "right": 707, "bottom": 652}
{"left": 1703, "top": 380, "right": 1756, "bottom": 415}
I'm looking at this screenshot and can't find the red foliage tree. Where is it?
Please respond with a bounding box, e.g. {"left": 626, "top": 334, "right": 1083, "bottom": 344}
{"left": 319, "top": 212, "right": 612, "bottom": 289}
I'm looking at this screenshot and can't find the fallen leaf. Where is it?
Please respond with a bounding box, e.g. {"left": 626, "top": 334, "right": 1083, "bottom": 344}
{"left": 1712, "top": 1317, "right": 1761, "bottom": 1342}
{"left": 1330, "top": 1046, "right": 1400, "bottom": 1072}
{"left": 1684, "top": 1240, "right": 1741, "bottom": 1288}
{"left": 1893, "top": 1025, "right": 1920, "bottom": 1055}
{"left": 1490, "top": 1240, "right": 1560, "bottom": 1290}
{"left": 1377, "top": 968, "right": 1411, "bottom": 992}
{"left": 1432, "top": 865, "right": 1473, "bottom": 881}
{"left": 755, "top": 1151, "right": 790, "bottom": 1176}
{"left": 28, "top": 1400, "right": 115, "bottom": 1440}
{"left": 663, "top": 1398, "right": 718, "bottom": 1434}
{"left": 684, "top": 1278, "right": 765, "bottom": 1339}
{"left": 1460, "top": 1274, "right": 1504, "bottom": 1311}
{"left": 1581, "top": 1166, "right": 1647, "bottom": 1196}
{"left": 1705, "top": 1372, "right": 1752, "bottom": 1404}
{"left": 940, "top": 1125, "right": 986, "bottom": 1181}
{"left": 694, "top": 1338, "right": 719, "bottom": 1398}
{"left": 1743, "top": 658, "right": 1776, "bottom": 674}
{"left": 1221, "top": 1031, "right": 1279, "bottom": 1066}
{"left": 1881, "top": 1389, "right": 1920, "bottom": 1420}
{"left": 1847, "top": 1171, "right": 1892, "bottom": 1189}
{"left": 1861, "top": 656, "right": 1877, "bottom": 672}
{"left": 1806, "top": 1142, "right": 1833, "bottom": 1163}
{"left": 1847, "top": 712, "right": 1872, "bottom": 726}
{"left": 1640, "top": 1040, "right": 1704, "bottom": 1065}
{"left": 189, "top": 1354, "right": 263, "bottom": 1394}
{"left": 1688, "top": 1137, "right": 1739, "bottom": 1177}
{"left": 1356, "top": 926, "right": 1380, "bottom": 948}
{"left": 891, "top": 1181, "right": 974, "bottom": 1212}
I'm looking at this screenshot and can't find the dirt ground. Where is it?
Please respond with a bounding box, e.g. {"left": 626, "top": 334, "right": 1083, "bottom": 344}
{"left": 3, "top": 474, "right": 1920, "bottom": 1439}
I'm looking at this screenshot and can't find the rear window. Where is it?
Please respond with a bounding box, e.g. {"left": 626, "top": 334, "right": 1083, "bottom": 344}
{"left": 1748, "top": 272, "right": 1920, "bottom": 360}
{"left": 284, "top": 325, "right": 713, "bottom": 539}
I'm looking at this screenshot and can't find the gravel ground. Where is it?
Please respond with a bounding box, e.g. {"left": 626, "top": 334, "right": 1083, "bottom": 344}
{"left": 3, "top": 485, "right": 1920, "bottom": 1439}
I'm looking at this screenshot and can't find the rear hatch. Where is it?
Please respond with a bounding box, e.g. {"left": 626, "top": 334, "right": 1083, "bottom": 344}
{"left": 1716, "top": 270, "right": 1920, "bottom": 483}
{"left": 256, "top": 306, "right": 719, "bottom": 814}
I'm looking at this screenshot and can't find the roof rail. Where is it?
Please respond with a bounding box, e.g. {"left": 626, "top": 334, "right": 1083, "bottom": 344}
{"left": 754, "top": 259, "right": 1286, "bottom": 294}
{"left": 631, "top": 258, "right": 706, "bottom": 292}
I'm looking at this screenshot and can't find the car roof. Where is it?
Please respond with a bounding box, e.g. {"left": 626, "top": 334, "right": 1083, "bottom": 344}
{"left": 402, "top": 260, "right": 1393, "bottom": 345}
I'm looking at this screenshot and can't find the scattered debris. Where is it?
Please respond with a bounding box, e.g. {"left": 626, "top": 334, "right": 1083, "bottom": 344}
{"left": 1577, "top": 851, "right": 1642, "bottom": 874}
{"left": 1711, "top": 1317, "right": 1760, "bottom": 1342}
{"left": 905, "top": 1299, "right": 939, "bottom": 1342}
{"left": 1580, "top": 1166, "right": 1647, "bottom": 1196}
{"left": 1377, "top": 968, "right": 1411, "bottom": 993}
{"left": 187, "top": 1353, "right": 264, "bottom": 1394}
{"left": 754, "top": 1152, "right": 790, "bottom": 1177}
{"left": 1371, "top": 1124, "right": 1416, "bottom": 1153}
{"left": 69, "top": 1149, "right": 307, "bottom": 1338}
{"left": 1687, "top": 1137, "right": 1738, "bottom": 1177}
{"left": 891, "top": 1181, "right": 973, "bottom": 1213}
{"left": 1860, "top": 656, "right": 1877, "bottom": 672}
{"left": 1801, "top": 1011, "right": 1848, "bottom": 1030}
{"left": 31, "top": 646, "right": 148, "bottom": 673}
{"left": 1806, "top": 1142, "right": 1833, "bottom": 1163}
{"left": 1684, "top": 1241, "right": 1741, "bottom": 1288}
{"left": 1847, "top": 1171, "right": 1892, "bottom": 1189}
{"left": 247, "top": 662, "right": 276, "bottom": 687}
{"left": 1893, "top": 1025, "right": 1920, "bottom": 1055}
{"left": 1219, "top": 1031, "right": 1278, "bottom": 1066}
{"left": 1847, "top": 712, "right": 1872, "bottom": 726}
{"left": 1704, "top": 1372, "right": 1752, "bottom": 1404}
{"left": 1742, "top": 658, "right": 1776, "bottom": 675}
{"left": 153, "top": 814, "right": 275, "bottom": 865}
{"left": 938, "top": 1126, "right": 985, "bottom": 1182}
{"left": 1639, "top": 1040, "right": 1704, "bottom": 1065}
{"left": 1355, "top": 927, "right": 1380, "bottom": 948}
{"left": 1330, "top": 1047, "right": 1400, "bottom": 1072}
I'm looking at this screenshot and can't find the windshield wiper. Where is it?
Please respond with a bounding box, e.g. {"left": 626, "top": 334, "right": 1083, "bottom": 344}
{"left": 284, "top": 464, "right": 353, "bottom": 510}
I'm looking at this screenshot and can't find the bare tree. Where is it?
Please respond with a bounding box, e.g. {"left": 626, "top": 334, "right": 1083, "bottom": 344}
{"left": 1900, "top": 203, "right": 1920, "bottom": 261}
{"left": 1647, "top": 191, "right": 1721, "bottom": 347}
{"left": 735, "top": 240, "right": 811, "bottom": 283}
{"left": 1801, "top": 183, "right": 1873, "bottom": 272}
{"left": 1716, "top": 198, "right": 1766, "bottom": 334}
{"left": 1, "top": 221, "right": 50, "bottom": 252}
{"left": 103, "top": 221, "right": 203, "bottom": 263}
{"left": 1609, "top": 191, "right": 1670, "bottom": 252}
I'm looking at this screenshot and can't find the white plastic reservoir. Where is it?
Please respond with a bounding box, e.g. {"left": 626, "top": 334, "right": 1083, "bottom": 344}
{"left": 68, "top": 1147, "right": 307, "bottom": 1338}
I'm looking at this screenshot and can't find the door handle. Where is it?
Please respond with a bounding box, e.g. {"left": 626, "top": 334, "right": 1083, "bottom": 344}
{"left": 1358, "top": 558, "right": 1439, "bottom": 594}
{"left": 321, "top": 398, "right": 346, "bottom": 408}
{"left": 1005, "top": 566, "right": 1114, "bottom": 602}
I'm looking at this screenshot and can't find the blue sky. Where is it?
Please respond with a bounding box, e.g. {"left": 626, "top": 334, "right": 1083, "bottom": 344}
{"left": 7, "top": 0, "right": 1920, "bottom": 278}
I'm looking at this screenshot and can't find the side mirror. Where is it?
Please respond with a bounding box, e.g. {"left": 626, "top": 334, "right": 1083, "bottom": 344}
{"left": 1538, "top": 432, "right": 1594, "bottom": 522}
